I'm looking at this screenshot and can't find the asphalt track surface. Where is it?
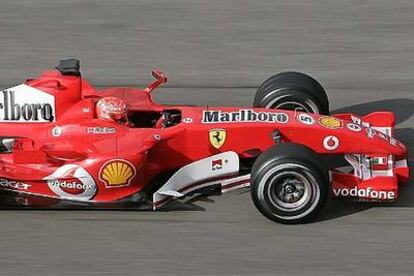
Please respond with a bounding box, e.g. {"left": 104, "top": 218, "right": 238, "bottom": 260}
{"left": 1, "top": 0, "right": 414, "bottom": 275}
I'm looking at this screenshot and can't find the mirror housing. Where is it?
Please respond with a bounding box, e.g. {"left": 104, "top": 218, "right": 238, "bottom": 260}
{"left": 152, "top": 69, "right": 168, "bottom": 84}
{"left": 145, "top": 69, "right": 168, "bottom": 93}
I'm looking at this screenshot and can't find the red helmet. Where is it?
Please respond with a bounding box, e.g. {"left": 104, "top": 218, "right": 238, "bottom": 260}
{"left": 96, "top": 97, "right": 128, "bottom": 123}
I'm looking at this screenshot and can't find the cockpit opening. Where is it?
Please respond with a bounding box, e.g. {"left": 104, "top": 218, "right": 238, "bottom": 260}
{"left": 128, "top": 109, "right": 181, "bottom": 128}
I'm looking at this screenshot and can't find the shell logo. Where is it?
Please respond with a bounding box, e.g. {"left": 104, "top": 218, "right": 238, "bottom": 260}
{"left": 318, "top": 116, "right": 342, "bottom": 129}
{"left": 99, "top": 159, "right": 136, "bottom": 188}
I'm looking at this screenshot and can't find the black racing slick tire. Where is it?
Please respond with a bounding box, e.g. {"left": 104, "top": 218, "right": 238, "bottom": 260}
{"left": 253, "top": 71, "right": 329, "bottom": 114}
{"left": 250, "top": 143, "right": 329, "bottom": 224}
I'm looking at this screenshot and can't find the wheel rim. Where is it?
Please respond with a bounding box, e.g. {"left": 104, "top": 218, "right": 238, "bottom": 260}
{"left": 274, "top": 101, "right": 310, "bottom": 112}
{"left": 256, "top": 163, "right": 321, "bottom": 220}
{"left": 265, "top": 95, "right": 320, "bottom": 113}
{"left": 269, "top": 171, "right": 312, "bottom": 211}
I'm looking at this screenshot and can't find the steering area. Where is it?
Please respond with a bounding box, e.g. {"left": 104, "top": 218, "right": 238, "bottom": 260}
{"left": 155, "top": 110, "right": 182, "bottom": 128}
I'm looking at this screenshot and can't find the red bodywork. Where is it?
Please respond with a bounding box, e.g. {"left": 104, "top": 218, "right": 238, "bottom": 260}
{"left": 0, "top": 67, "right": 409, "bottom": 205}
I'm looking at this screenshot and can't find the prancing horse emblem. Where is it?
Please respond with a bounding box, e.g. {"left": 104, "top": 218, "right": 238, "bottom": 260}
{"left": 209, "top": 129, "right": 226, "bottom": 149}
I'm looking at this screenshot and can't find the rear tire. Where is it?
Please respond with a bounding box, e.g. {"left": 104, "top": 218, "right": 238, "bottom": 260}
{"left": 253, "top": 71, "right": 329, "bottom": 114}
{"left": 250, "top": 143, "right": 329, "bottom": 224}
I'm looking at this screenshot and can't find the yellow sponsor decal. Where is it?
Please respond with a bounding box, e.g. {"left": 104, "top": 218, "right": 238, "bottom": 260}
{"left": 99, "top": 159, "right": 136, "bottom": 188}
{"left": 318, "top": 116, "right": 342, "bottom": 129}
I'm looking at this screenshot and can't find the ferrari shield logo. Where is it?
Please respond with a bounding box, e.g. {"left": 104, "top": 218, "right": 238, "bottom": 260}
{"left": 209, "top": 129, "right": 226, "bottom": 149}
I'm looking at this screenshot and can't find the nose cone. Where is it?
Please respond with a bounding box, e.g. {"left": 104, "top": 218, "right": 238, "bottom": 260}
{"left": 354, "top": 128, "right": 406, "bottom": 157}
{"left": 309, "top": 114, "right": 407, "bottom": 157}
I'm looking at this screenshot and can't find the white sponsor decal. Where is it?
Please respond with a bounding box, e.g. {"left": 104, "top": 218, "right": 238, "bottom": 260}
{"left": 377, "top": 132, "right": 388, "bottom": 140}
{"left": 0, "top": 84, "right": 55, "bottom": 122}
{"left": 182, "top": 118, "right": 193, "bottom": 123}
{"left": 373, "top": 157, "right": 387, "bottom": 165}
{"left": 366, "top": 127, "right": 393, "bottom": 144}
{"left": 351, "top": 116, "right": 370, "bottom": 128}
{"left": 0, "top": 179, "right": 31, "bottom": 190}
{"left": 389, "top": 137, "right": 398, "bottom": 146}
{"left": 347, "top": 123, "right": 362, "bottom": 132}
{"left": 52, "top": 126, "right": 63, "bottom": 137}
{"left": 87, "top": 127, "right": 116, "bottom": 134}
{"left": 202, "top": 109, "right": 288, "bottom": 124}
{"left": 211, "top": 159, "right": 225, "bottom": 171}
{"left": 366, "top": 127, "right": 376, "bottom": 138}
{"left": 323, "top": 136, "right": 339, "bottom": 151}
{"left": 15, "top": 197, "right": 30, "bottom": 206}
{"left": 297, "top": 113, "right": 315, "bottom": 125}
{"left": 333, "top": 186, "right": 395, "bottom": 200}
{"left": 43, "top": 165, "right": 97, "bottom": 201}
{"left": 49, "top": 180, "right": 94, "bottom": 191}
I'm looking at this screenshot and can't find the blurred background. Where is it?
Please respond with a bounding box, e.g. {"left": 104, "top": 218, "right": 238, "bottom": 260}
{"left": 0, "top": 1, "right": 414, "bottom": 275}
{"left": 1, "top": 0, "right": 413, "bottom": 106}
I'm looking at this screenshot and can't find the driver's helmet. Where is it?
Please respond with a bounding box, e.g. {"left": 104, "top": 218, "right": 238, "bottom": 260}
{"left": 96, "top": 97, "right": 128, "bottom": 123}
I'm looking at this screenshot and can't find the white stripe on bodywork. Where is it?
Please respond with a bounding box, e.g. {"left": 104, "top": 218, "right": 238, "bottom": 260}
{"left": 221, "top": 174, "right": 250, "bottom": 193}
{"left": 153, "top": 151, "right": 240, "bottom": 209}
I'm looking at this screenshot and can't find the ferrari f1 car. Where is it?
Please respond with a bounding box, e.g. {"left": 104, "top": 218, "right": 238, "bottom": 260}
{"left": 0, "top": 59, "right": 408, "bottom": 224}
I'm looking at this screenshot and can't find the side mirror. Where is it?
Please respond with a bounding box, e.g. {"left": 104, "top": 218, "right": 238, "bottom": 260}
{"left": 145, "top": 69, "right": 168, "bottom": 93}
{"left": 152, "top": 69, "right": 167, "bottom": 84}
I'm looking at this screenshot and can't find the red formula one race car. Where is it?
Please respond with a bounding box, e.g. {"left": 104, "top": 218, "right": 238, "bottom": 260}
{"left": 0, "top": 59, "right": 408, "bottom": 224}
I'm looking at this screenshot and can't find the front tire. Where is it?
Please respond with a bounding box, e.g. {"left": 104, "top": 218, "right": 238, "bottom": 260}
{"left": 250, "top": 143, "right": 329, "bottom": 224}
{"left": 253, "top": 71, "right": 329, "bottom": 114}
